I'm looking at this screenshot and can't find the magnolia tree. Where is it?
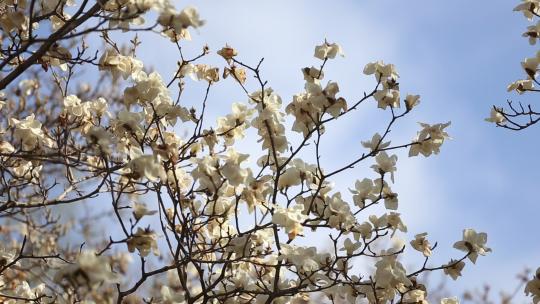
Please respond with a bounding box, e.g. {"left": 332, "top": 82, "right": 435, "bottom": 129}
{"left": 0, "top": 1, "right": 503, "bottom": 303}
{"left": 485, "top": 1, "right": 540, "bottom": 303}
{"left": 488, "top": 0, "right": 540, "bottom": 132}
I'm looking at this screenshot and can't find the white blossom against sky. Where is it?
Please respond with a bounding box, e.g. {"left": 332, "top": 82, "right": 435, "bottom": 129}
{"left": 131, "top": 1, "right": 538, "bottom": 300}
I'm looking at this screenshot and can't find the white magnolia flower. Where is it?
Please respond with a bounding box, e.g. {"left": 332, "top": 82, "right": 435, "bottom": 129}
{"left": 50, "top": 13, "right": 70, "bottom": 30}
{"left": 403, "top": 289, "right": 428, "bottom": 304}
{"left": 404, "top": 94, "right": 420, "bottom": 111}
{"left": 522, "top": 56, "right": 540, "bottom": 79}
{"left": 54, "top": 251, "right": 120, "bottom": 287}
{"left": 383, "top": 186, "right": 398, "bottom": 210}
{"left": 374, "top": 255, "right": 412, "bottom": 289}
{"left": 453, "top": 229, "right": 491, "bottom": 263}
{"left": 166, "top": 166, "right": 192, "bottom": 194}
{"left": 9, "top": 114, "right": 53, "bottom": 150}
{"left": 86, "top": 126, "right": 113, "bottom": 153}
{"left": 127, "top": 148, "right": 166, "bottom": 182}
{"left": 362, "top": 133, "right": 391, "bottom": 152}
{"left": 217, "top": 45, "right": 238, "bottom": 61}
{"left": 204, "top": 196, "right": 234, "bottom": 217}
{"left": 371, "top": 151, "right": 398, "bottom": 182}
{"left": 10, "top": 160, "right": 42, "bottom": 182}
{"left": 194, "top": 64, "right": 220, "bottom": 83}
{"left": 158, "top": 6, "right": 205, "bottom": 36}
{"left": 507, "top": 79, "right": 534, "bottom": 94}
{"left": 314, "top": 41, "right": 344, "bottom": 60}
{"left": 216, "top": 102, "right": 254, "bottom": 146}
{"left": 124, "top": 71, "right": 170, "bottom": 108}
{"left": 89, "top": 97, "right": 109, "bottom": 117}
{"left": 63, "top": 95, "right": 88, "bottom": 117}
{"left": 132, "top": 202, "right": 157, "bottom": 220}
{"left": 224, "top": 66, "right": 247, "bottom": 84}
{"left": 374, "top": 88, "right": 400, "bottom": 109}
{"left": 364, "top": 60, "right": 399, "bottom": 80}
{"left": 443, "top": 259, "right": 465, "bottom": 280}
{"left": 250, "top": 88, "right": 288, "bottom": 153}
{"left": 409, "top": 122, "right": 451, "bottom": 157}
{"left": 340, "top": 238, "right": 361, "bottom": 255}
{"left": 127, "top": 227, "right": 160, "bottom": 257}
{"left": 221, "top": 148, "right": 249, "bottom": 186}
{"left": 523, "top": 21, "right": 540, "bottom": 45}
{"left": 272, "top": 204, "right": 307, "bottom": 240}
{"left": 514, "top": 0, "right": 540, "bottom": 20}
{"left": 278, "top": 167, "right": 302, "bottom": 189}
{"left": 191, "top": 154, "right": 221, "bottom": 192}
{"left": 113, "top": 110, "right": 145, "bottom": 138}
{"left": 302, "top": 66, "right": 324, "bottom": 83}
{"left": 485, "top": 108, "right": 506, "bottom": 124}
{"left": 350, "top": 178, "right": 377, "bottom": 208}
{"left": 99, "top": 49, "right": 143, "bottom": 80}
{"left": 326, "top": 193, "right": 356, "bottom": 230}
{"left": 353, "top": 222, "right": 373, "bottom": 240}
{"left": 280, "top": 244, "right": 323, "bottom": 273}
{"left": 177, "top": 6, "right": 205, "bottom": 28}
{"left": 386, "top": 212, "right": 407, "bottom": 234}
{"left": 410, "top": 232, "right": 432, "bottom": 257}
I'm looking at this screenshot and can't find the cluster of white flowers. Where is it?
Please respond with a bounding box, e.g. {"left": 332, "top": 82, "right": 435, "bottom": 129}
{"left": 191, "top": 154, "right": 222, "bottom": 193}
{"left": 277, "top": 158, "right": 318, "bottom": 189}
{"left": 370, "top": 212, "right": 408, "bottom": 235}
{"left": 250, "top": 88, "right": 288, "bottom": 153}
{"left": 98, "top": 49, "right": 143, "bottom": 80}
{"left": 158, "top": 6, "right": 205, "bottom": 41}
{"left": 54, "top": 251, "right": 120, "bottom": 288}
{"left": 314, "top": 41, "right": 344, "bottom": 60}
{"left": 364, "top": 61, "right": 401, "bottom": 109}
{"left": 216, "top": 102, "right": 254, "bottom": 146}
{"left": 126, "top": 71, "right": 191, "bottom": 125}
{"left": 62, "top": 95, "right": 109, "bottom": 135}
{"left": 0, "top": 281, "right": 45, "bottom": 304}
{"left": 220, "top": 148, "right": 249, "bottom": 186}
{"left": 286, "top": 79, "right": 346, "bottom": 136}
{"left": 349, "top": 176, "right": 399, "bottom": 210}
{"left": 284, "top": 42, "right": 348, "bottom": 135}
{"left": 9, "top": 114, "right": 54, "bottom": 150}
{"left": 409, "top": 122, "right": 451, "bottom": 157}
{"left": 126, "top": 147, "right": 167, "bottom": 182}
{"left": 374, "top": 254, "right": 412, "bottom": 290}
{"left": 0, "top": 9, "right": 29, "bottom": 35}
{"left": 127, "top": 227, "right": 160, "bottom": 256}
{"left": 101, "top": 0, "right": 204, "bottom": 41}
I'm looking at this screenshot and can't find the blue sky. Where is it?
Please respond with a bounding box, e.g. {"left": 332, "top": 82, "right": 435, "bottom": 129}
{"left": 130, "top": 1, "right": 539, "bottom": 301}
